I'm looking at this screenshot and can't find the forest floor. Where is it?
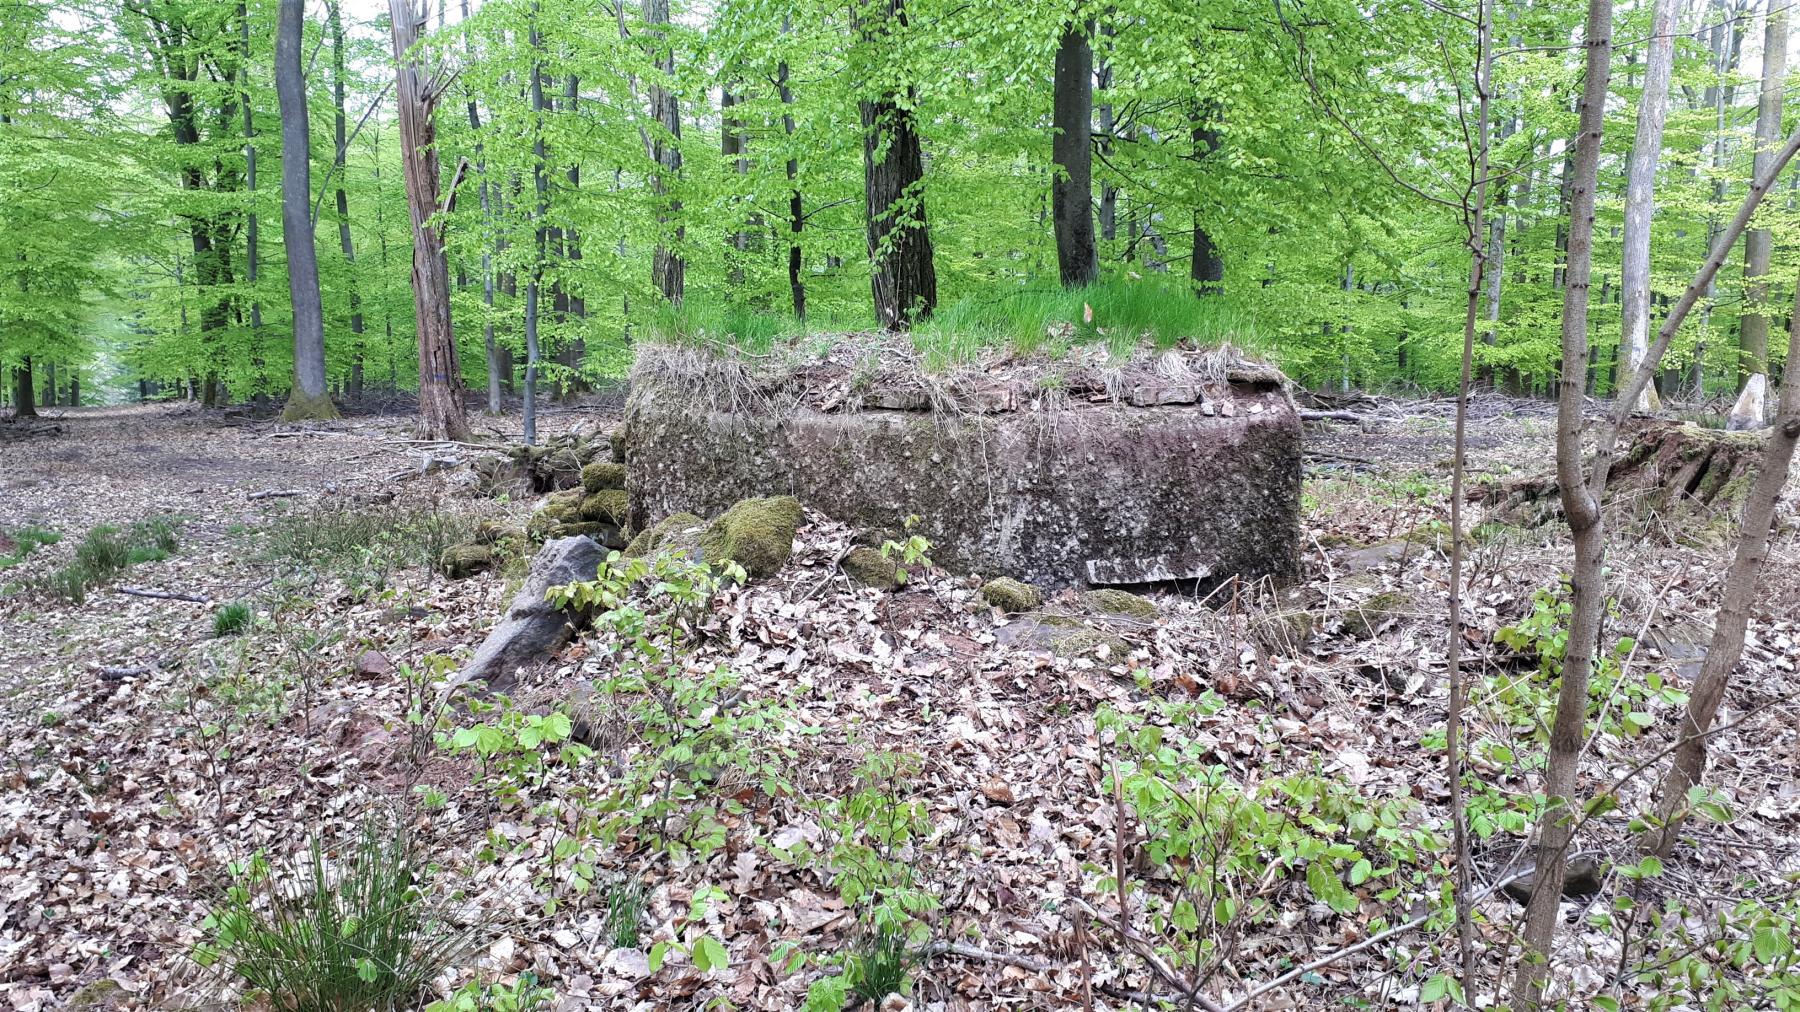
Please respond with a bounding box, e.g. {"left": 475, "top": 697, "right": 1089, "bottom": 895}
{"left": 1, "top": 396, "right": 1797, "bottom": 1011}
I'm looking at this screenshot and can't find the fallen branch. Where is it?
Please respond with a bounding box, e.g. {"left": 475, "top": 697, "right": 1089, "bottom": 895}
{"left": 97, "top": 664, "right": 154, "bottom": 681}
{"left": 923, "top": 941, "right": 1172, "bottom": 1007}
{"left": 1299, "top": 409, "right": 1366, "bottom": 423}
{"left": 118, "top": 586, "right": 212, "bottom": 603}
{"left": 248, "top": 489, "right": 306, "bottom": 500}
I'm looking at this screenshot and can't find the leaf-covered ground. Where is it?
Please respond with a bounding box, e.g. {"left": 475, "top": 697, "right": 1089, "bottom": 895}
{"left": 1, "top": 398, "right": 1797, "bottom": 1010}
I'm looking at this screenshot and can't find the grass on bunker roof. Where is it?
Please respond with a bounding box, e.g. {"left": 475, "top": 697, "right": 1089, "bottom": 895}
{"left": 647, "top": 276, "right": 1268, "bottom": 367}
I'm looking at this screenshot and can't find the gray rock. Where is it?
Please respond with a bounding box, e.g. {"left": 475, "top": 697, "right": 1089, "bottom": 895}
{"left": 453, "top": 535, "right": 607, "bottom": 693}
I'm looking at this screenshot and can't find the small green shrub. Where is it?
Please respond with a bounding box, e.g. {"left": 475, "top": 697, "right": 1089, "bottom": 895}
{"left": 427, "top": 974, "right": 555, "bottom": 1012}
{"left": 194, "top": 820, "right": 469, "bottom": 1012}
{"left": 844, "top": 927, "right": 916, "bottom": 1006}
{"left": 603, "top": 876, "right": 648, "bottom": 949}
{"left": 261, "top": 504, "right": 476, "bottom": 591}
{"left": 212, "top": 602, "right": 252, "bottom": 637}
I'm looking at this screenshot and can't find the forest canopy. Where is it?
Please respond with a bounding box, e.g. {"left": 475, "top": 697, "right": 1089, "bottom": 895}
{"left": 0, "top": 0, "right": 1793, "bottom": 414}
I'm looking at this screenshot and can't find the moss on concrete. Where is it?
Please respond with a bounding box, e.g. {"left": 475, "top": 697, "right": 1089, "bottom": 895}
{"left": 1083, "top": 588, "right": 1159, "bottom": 619}
{"left": 696, "top": 496, "right": 803, "bottom": 578}
{"left": 580, "top": 488, "right": 631, "bottom": 525}
{"left": 624, "top": 512, "right": 706, "bottom": 558}
{"left": 439, "top": 543, "right": 495, "bottom": 579}
{"left": 980, "top": 577, "right": 1043, "bottom": 612}
{"left": 842, "top": 545, "right": 902, "bottom": 590}
{"left": 582, "top": 461, "right": 627, "bottom": 493}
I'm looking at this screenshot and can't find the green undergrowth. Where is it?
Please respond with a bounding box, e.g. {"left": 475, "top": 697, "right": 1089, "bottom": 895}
{"left": 0, "top": 525, "right": 60, "bottom": 570}
{"left": 258, "top": 502, "right": 477, "bottom": 596}
{"left": 649, "top": 277, "right": 1268, "bottom": 367}
{"left": 36, "top": 516, "right": 182, "bottom": 602}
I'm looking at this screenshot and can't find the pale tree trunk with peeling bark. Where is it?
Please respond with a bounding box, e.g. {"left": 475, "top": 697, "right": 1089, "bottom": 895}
{"left": 1619, "top": 0, "right": 1676, "bottom": 413}
{"left": 1645, "top": 281, "right": 1800, "bottom": 857}
{"left": 388, "top": 0, "right": 471, "bottom": 441}
{"left": 1515, "top": 1, "right": 1613, "bottom": 1004}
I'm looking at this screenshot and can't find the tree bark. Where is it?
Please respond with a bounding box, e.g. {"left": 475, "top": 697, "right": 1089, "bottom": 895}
{"left": 858, "top": 0, "right": 937, "bottom": 329}
{"left": 777, "top": 17, "right": 806, "bottom": 319}
{"left": 644, "top": 0, "right": 685, "bottom": 302}
{"left": 11, "top": 358, "right": 35, "bottom": 418}
{"left": 1514, "top": 0, "right": 1612, "bottom": 1005}
{"left": 277, "top": 0, "right": 335, "bottom": 420}
{"left": 1051, "top": 17, "right": 1098, "bottom": 287}
{"left": 1739, "top": 0, "right": 1787, "bottom": 400}
{"left": 388, "top": 0, "right": 471, "bottom": 441}
{"left": 1646, "top": 273, "right": 1800, "bottom": 858}
{"left": 1190, "top": 109, "right": 1223, "bottom": 296}
{"left": 1620, "top": 0, "right": 1677, "bottom": 413}
{"left": 1097, "top": 18, "right": 1117, "bottom": 243}
{"left": 329, "top": 0, "right": 366, "bottom": 404}
{"left": 523, "top": 4, "right": 548, "bottom": 444}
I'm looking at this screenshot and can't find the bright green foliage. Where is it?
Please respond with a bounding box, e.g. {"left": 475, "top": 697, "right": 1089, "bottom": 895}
{"left": 193, "top": 820, "right": 469, "bottom": 1012}
{"left": 426, "top": 974, "right": 556, "bottom": 1012}
{"left": 0, "top": 526, "right": 60, "bottom": 570}
{"left": 38, "top": 517, "right": 182, "bottom": 602}
{"left": 5, "top": 0, "right": 1793, "bottom": 404}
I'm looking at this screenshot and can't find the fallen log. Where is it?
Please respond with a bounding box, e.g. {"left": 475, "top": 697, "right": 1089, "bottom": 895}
{"left": 248, "top": 489, "right": 306, "bottom": 500}
{"left": 118, "top": 586, "right": 212, "bottom": 603}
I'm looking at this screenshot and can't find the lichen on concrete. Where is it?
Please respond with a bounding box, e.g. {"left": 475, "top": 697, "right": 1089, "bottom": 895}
{"left": 842, "top": 545, "right": 902, "bottom": 590}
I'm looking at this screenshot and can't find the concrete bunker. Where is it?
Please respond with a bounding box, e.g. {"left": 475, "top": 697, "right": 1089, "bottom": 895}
{"left": 623, "top": 338, "right": 1302, "bottom": 590}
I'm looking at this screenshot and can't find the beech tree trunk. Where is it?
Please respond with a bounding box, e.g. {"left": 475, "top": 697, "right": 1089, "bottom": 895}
{"left": 859, "top": 0, "right": 937, "bottom": 329}
{"left": 1051, "top": 18, "right": 1097, "bottom": 287}
{"left": 277, "top": 0, "right": 335, "bottom": 420}
{"left": 329, "top": 0, "right": 366, "bottom": 404}
{"left": 645, "top": 0, "right": 685, "bottom": 302}
{"left": 1739, "top": 0, "right": 1787, "bottom": 398}
{"left": 388, "top": 0, "right": 471, "bottom": 441}
{"left": 1620, "top": 0, "right": 1676, "bottom": 414}
{"left": 1515, "top": 1, "right": 1613, "bottom": 1005}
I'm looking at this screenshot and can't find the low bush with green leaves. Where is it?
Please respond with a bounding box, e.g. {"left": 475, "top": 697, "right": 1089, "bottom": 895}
{"left": 194, "top": 820, "right": 470, "bottom": 1012}
{"left": 426, "top": 973, "right": 555, "bottom": 1012}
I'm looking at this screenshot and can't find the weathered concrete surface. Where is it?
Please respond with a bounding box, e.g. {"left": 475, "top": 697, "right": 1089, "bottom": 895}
{"left": 624, "top": 341, "right": 1302, "bottom": 589}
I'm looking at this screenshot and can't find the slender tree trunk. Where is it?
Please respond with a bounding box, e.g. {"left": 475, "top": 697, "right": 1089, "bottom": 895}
{"left": 41, "top": 361, "right": 54, "bottom": 407}
{"left": 1097, "top": 18, "right": 1117, "bottom": 243}
{"left": 1739, "top": 0, "right": 1787, "bottom": 401}
{"left": 858, "top": 0, "right": 937, "bottom": 328}
{"left": 645, "top": 0, "right": 685, "bottom": 302}
{"left": 778, "top": 16, "right": 805, "bottom": 319}
{"left": 68, "top": 372, "right": 78, "bottom": 407}
{"left": 459, "top": 0, "right": 501, "bottom": 414}
{"left": 1190, "top": 108, "right": 1224, "bottom": 296}
{"left": 523, "top": 4, "right": 549, "bottom": 445}
{"left": 1620, "top": 0, "right": 1677, "bottom": 413}
{"left": 1051, "top": 17, "right": 1098, "bottom": 287}
{"left": 388, "top": 0, "right": 471, "bottom": 441}
{"left": 328, "top": 0, "right": 366, "bottom": 404}
{"left": 230, "top": 8, "right": 264, "bottom": 407}
{"left": 278, "top": 0, "right": 335, "bottom": 420}
{"left": 722, "top": 86, "right": 748, "bottom": 286}
{"left": 563, "top": 74, "right": 586, "bottom": 384}
{"left": 1514, "top": 2, "right": 1613, "bottom": 1005}
{"left": 1647, "top": 272, "right": 1800, "bottom": 857}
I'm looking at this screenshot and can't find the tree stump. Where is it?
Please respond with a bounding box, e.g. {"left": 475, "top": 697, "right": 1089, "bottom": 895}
{"left": 1478, "top": 421, "right": 1765, "bottom": 527}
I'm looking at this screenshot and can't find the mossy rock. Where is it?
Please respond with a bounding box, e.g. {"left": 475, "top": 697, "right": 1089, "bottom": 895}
{"left": 980, "top": 577, "right": 1043, "bottom": 612}
{"left": 842, "top": 546, "right": 902, "bottom": 590}
{"left": 580, "top": 489, "right": 630, "bottom": 525}
{"left": 440, "top": 543, "right": 495, "bottom": 579}
{"left": 1340, "top": 590, "right": 1412, "bottom": 638}
{"left": 582, "top": 461, "right": 627, "bottom": 493}
{"left": 473, "top": 520, "right": 524, "bottom": 545}
{"left": 1250, "top": 609, "right": 1316, "bottom": 654}
{"left": 1049, "top": 626, "right": 1132, "bottom": 660}
{"left": 696, "top": 496, "right": 804, "bottom": 578}
{"left": 1083, "top": 588, "right": 1159, "bottom": 620}
{"left": 526, "top": 489, "right": 587, "bottom": 541}
{"left": 624, "top": 512, "right": 706, "bottom": 558}
{"left": 68, "top": 979, "right": 123, "bottom": 1009}
{"left": 609, "top": 428, "right": 627, "bottom": 464}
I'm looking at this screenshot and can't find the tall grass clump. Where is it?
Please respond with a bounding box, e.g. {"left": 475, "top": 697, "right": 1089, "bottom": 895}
{"left": 261, "top": 503, "right": 475, "bottom": 584}
{"left": 194, "top": 820, "right": 470, "bottom": 1012}
{"left": 0, "top": 526, "right": 60, "bottom": 570}
{"left": 39, "top": 516, "right": 183, "bottom": 602}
